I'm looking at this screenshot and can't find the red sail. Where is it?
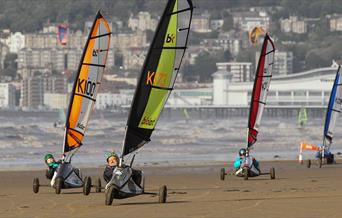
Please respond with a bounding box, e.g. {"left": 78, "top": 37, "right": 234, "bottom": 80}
{"left": 247, "top": 33, "right": 275, "bottom": 147}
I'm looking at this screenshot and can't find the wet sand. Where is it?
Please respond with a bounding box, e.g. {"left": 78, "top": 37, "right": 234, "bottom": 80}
{"left": 0, "top": 161, "right": 342, "bottom": 218}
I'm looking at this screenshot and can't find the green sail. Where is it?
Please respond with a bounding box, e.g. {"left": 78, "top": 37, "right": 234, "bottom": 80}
{"left": 122, "top": 0, "right": 194, "bottom": 156}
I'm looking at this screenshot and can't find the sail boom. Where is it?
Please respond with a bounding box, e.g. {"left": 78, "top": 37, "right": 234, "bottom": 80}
{"left": 257, "top": 75, "right": 272, "bottom": 78}
{"left": 168, "top": 7, "right": 192, "bottom": 16}
{"left": 90, "top": 32, "right": 111, "bottom": 39}
{"left": 153, "top": 46, "right": 187, "bottom": 50}
{"left": 151, "top": 85, "right": 174, "bottom": 91}
{"left": 74, "top": 93, "right": 96, "bottom": 102}
{"left": 82, "top": 63, "right": 106, "bottom": 67}
{"left": 263, "top": 49, "right": 275, "bottom": 56}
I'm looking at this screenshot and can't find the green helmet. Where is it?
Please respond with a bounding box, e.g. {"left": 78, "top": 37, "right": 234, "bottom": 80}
{"left": 105, "top": 151, "right": 119, "bottom": 162}
{"left": 44, "top": 153, "right": 54, "bottom": 162}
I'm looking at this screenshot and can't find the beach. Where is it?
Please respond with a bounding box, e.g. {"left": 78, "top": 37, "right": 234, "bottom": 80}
{"left": 1, "top": 161, "right": 342, "bottom": 218}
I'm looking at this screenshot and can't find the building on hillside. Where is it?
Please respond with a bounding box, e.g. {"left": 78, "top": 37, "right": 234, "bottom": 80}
{"left": 95, "top": 92, "right": 132, "bottom": 110}
{"left": 212, "top": 63, "right": 339, "bottom": 106}
{"left": 233, "top": 10, "right": 270, "bottom": 32}
{"left": 213, "top": 62, "right": 253, "bottom": 84}
{"left": 255, "top": 51, "right": 293, "bottom": 76}
{"left": 112, "top": 31, "right": 147, "bottom": 49}
{"left": 210, "top": 19, "right": 224, "bottom": 31}
{"left": 122, "top": 47, "right": 147, "bottom": 70}
{"left": 21, "top": 76, "right": 44, "bottom": 109}
{"left": 280, "top": 16, "right": 307, "bottom": 34}
{"left": 20, "top": 75, "right": 67, "bottom": 110}
{"left": 0, "top": 83, "right": 16, "bottom": 109}
{"left": 0, "top": 43, "right": 9, "bottom": 70}
{"left": 328, "top": 14, "right": 342, "bottom": 31}
{"left": 44, "top": 93, "right": 67, "bottom": 109}
{"left": 17, "top": 47, "right": 114, "bottom": 78}
{"left": 1, "top": 32, "right": 25, "bottom": 53}
{"left": 192, "top": 12, "right": 211, "bottom": 33}
{"left": 200, "top": 33, "right": 240, "bottom": 57}
{"left": 128, "top": 12, "right": 158, "bottom": 32}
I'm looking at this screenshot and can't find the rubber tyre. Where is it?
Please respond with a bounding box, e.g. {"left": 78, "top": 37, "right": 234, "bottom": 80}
{"left": 33, "top": 178, "right": 39, "bottom": 193}
{"left": 220, "top": 168, "right": 225, "bottom": 181}
{"left": 55, "top": 177, "right": 63, "bottom": 194}
{"left": 83, "top": 176, "right": 92, "bottom": 196}
{"left": 306, "top": 159, "right": 311, "bottom": 168}
{"left": 159, "top": 185, "right": 167, "bottom": 203}
{"left": 318, "top": 158, "right": 322, "bottom": 168}
{"left": 270, "top": 167, "right": 275, "bottom": 180}
{"left": 243, "top": 169, "right": 248, "bottom": 180}
{"left": 105, "top": 185, "right": 115, "bottom": 206}
{"left": 94, "top": 177, "right": 102, "bottom": 193}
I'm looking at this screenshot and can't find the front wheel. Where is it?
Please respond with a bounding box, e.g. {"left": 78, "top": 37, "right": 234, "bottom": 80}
{"left": 270, "top": 167, "right": 275, "bottom": 180}
{"left": 159, "top": 185, "right": 167, "bottom": 203}
{"left": 220, "top": 168, "right": 225, "bottom": 181}
{"left": 33, "top": 178, "right": 39, "bottom": 193}
{"left": 105, "top": 185, "right": 115, "bottom": 206}
{"left": 55, "top": 177, "right": 63, "bottom": 194}
{"left": 243, "top": 168, "right": 248, "bottom": 180}
{"left": 83, "top": 176, "right": 92, "bottom": 196}
{"left": 306, "top": 159, "right": 311, "bottom": 168}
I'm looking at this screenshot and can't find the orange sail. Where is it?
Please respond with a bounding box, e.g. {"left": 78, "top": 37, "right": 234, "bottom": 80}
{"left": 63, "top": 11, "right": 111, "bottom": 154}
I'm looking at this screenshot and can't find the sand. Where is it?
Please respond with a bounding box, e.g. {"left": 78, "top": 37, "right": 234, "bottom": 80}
{"left": 0, "top": 161, "right": 342, "bottom": 218}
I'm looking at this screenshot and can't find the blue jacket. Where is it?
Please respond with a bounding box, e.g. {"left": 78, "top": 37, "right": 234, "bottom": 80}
{"left": 315, "top": 144, "right": 332, "bottom": 158}
{"left": 233, "top": 156, "right": 259, "bottom": 170}
{"left": 233, "top": 156, "right": 242, "bottom": 169}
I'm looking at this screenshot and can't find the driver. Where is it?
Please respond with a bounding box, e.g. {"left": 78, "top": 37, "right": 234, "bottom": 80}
{"left": 44, "top": 153, "right": 61, "bottom": 180}
{"left": 315, "top": 144, "right": 334, "bottom": 163}
{"left": 233, "top": 148, "right": 260, "bottom": 171}
{"left": 103, "top": 151, "right": 142, "bottom": 186}
{"left": 103, "top": 151, "right": 120, "bottom": 183}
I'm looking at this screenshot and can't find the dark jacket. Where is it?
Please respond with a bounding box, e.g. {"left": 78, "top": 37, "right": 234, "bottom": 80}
{"left": 103, "top": 165, "right": 116, "bottom": 183}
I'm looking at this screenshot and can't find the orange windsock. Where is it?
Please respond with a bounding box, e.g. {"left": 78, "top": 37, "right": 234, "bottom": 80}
{"left": 300, "top": 142, "right": 319, "bottom": 151}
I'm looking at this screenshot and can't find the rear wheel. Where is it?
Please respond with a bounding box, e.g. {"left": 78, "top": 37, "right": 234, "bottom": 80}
{"left": 159, "top": 185, "right": 167, "bottom": 203}
{"left": 83, "top": 176, "right": 92, "bottom": 195}
{"left": 105, "top": 185, "right": 115, "bottom": 206}
{"left": 243, "top": 168, "right": 248, "bottom": 180}
{"left": 306, "top": 159, "right": 311, "bottom": 168}
{"left": 94, "top": 177, "right": 101, "bottom": 193}
{"left": 33, "top": 178, "right": 39, "bottom": 193}
{"left": 270, "top": 167, "right": 275, "bottom": 180}
{"left": 220, "top": 168, "right": 225, "bottom": 181}
{"left": 317, "top": 158, "right": 322, "bottom": 168}
{"left": 55, "top": 177, "right": 63, "bottom": 194}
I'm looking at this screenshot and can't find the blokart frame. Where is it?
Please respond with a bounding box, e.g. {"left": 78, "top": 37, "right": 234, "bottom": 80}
{"left": 220, "top": 155, "right": 275, "bottom": 181}
{"left": 33, "top": 155, "right": 102, "bottom": 195}
{"left": 104, "top": 156, "right": 167, "bottom": 206}
{"left": 304, "top": 141, "right": 336, "bottom": 168}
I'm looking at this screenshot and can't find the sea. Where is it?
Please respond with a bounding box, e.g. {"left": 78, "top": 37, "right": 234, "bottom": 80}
{"left": 0, "top": 110, "right": 341, "bottom": 170}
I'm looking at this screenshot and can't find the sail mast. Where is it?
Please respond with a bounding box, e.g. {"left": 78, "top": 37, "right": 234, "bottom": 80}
{"left": 323, "top": 65, "right": 342, "bottom": 150}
